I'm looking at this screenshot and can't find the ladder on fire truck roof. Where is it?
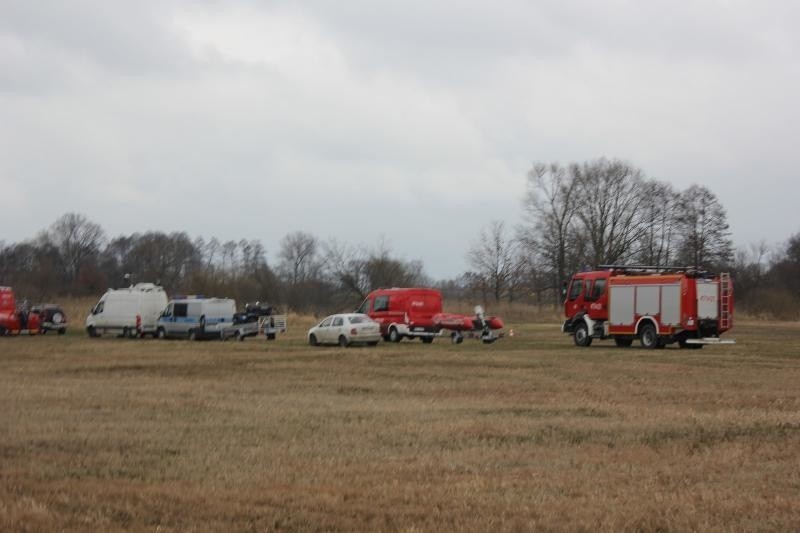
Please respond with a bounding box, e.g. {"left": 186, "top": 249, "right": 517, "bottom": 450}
{"left": 597, "top": 264, "right": 709, "bottom": 276}
{"left": 719, "top": 272, "right": 732, "bottom": 330}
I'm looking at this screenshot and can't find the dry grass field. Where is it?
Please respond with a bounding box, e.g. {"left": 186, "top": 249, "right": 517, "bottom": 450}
{"left": 1, "top": 317, "right": 799, "bottom": 531}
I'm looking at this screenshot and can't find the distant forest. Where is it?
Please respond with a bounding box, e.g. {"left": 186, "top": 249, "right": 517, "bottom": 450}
{"left": 2, "top": 158, "right": 798, "bottom": 318}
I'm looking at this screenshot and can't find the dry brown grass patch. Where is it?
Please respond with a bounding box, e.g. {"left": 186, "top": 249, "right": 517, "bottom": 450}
{"left": 1, "top": 319, "right": 799, "bottom": 531}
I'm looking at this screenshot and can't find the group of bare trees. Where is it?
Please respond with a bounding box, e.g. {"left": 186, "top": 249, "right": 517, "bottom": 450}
{"left": 465, "top": 158, "right": 735, "bottom": 305}
{"left": 0, "top": 214, "right": 427, "bottom": 314}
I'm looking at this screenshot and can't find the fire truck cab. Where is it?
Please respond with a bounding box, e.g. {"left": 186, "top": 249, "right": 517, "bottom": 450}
{"left": 562, "top": 266, "right": 734, "bottom": 349}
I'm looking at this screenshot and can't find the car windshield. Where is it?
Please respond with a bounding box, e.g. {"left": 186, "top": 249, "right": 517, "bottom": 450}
{"left": 348, "top": 316, "right": 371, "bottom": 324}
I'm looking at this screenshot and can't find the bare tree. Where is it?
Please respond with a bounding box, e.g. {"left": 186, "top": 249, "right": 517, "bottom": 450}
{"left": 323, "top": 239, "right": 370, "bottom": 301}
{"left": 520, "top": 162, "right": 581, "bottom": 305}
{"left": 43, "top": 213, "right": 106, "bottom": 291}
{"left": 637, "top": 180, "right": 678, "bottom": 267}
{"left": 322, "top": 237, "right": 428, "bottom": 308}
{"left": 278, "top": 231, "right": 322, "bottom": 286}
{"left": 573, "top": 158, "right": 647, "bottom": 266}
{"left": 466, "top": 220, "right": 518, "bottom": 303}
{"left": 675, "top": 185, "right": 733, "bottom": 268}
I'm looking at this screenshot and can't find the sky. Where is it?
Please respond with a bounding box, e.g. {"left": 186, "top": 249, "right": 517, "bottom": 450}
{"left": 1, "top": 0, "right": 798, "bottom": 279}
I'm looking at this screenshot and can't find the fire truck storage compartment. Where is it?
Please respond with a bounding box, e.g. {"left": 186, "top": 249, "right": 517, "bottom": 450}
{"left": 610, "top": 286, "right": 634, "bottom": 326}
{"left": 609, "top": 282, "right": 682, "bottom": 328}
{"left": 696, "top": 280, "right": 720, "bottom": 319}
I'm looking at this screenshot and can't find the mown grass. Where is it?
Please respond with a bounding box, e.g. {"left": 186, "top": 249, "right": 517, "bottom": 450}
{"left": 1, "top": 318, "right": 799, "bottom": 531}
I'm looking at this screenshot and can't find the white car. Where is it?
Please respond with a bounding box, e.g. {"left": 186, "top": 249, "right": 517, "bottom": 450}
{"left": 308, "top": 313, "right": 381, "bottom": 347}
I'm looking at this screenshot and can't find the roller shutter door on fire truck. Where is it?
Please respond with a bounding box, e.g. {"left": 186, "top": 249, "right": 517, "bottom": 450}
{"left": 610, "top": 283, "right": 682, "bottom": 327}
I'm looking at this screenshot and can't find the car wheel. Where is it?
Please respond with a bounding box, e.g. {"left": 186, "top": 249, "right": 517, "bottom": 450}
{"left": 309, "top": 334, "right": 318, "bottom": 346}
{"left": 388, "top": 327, "right": 401, "bottom": 343}
{"left": 338, "top": 335, "right": 349, "bottom": 348}
{"left": 87, "top": 326, "right": 98, "bottom": 338}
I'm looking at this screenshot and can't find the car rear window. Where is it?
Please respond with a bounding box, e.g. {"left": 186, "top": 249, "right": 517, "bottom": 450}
{"left": 348, "top": 316, "right": 371, "bottom": 324}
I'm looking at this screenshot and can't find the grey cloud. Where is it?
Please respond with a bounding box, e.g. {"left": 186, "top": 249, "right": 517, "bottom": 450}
{"left": 1, "top": 0, "right": 798, "bottom": 278}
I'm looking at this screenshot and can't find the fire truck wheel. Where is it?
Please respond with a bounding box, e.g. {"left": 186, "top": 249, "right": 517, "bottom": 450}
{"left": 639, "top": 323, "right": 659, "bottom": 349}
{"left": 614, "top": 338, "right": 633, "bottom": 347}
{"left": 573, "top": 322, "right": 592, "bottom": 347}
{"left": 388, "top": 327, "right": 401, "bottom": 343}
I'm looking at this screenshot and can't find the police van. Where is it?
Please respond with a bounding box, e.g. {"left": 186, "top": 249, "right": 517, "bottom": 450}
{"left": 156, "top": 296, "right": 236, "bottom": 340}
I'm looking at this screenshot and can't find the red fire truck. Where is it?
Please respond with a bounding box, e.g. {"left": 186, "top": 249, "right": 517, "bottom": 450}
{"left": 0, "top": 286, "right": 42, "bottom": 336}
{"left": 561, "top": 266, "right": 734, "bottom": 349}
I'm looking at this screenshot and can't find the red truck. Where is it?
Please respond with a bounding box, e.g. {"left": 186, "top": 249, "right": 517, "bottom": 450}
{"left": 356, "top": 287, "right": 504, "bottom": 344}
{"left": 562, "top": 265, "right": 734, "bottom": 349}
{"left": 0, "top": 286, "right": 42, "bottom": 336}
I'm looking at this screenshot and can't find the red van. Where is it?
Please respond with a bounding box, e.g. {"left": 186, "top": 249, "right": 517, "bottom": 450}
{"left": 0, "top": 286, "right": 42, "bottom": 336}
{"left": 356, "top": 287, "right": 504, "bottom": 344}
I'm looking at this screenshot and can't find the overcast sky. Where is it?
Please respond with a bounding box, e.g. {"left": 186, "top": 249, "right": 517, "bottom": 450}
{"left": 1, "top": 1, "right": 798, "bottom": 279}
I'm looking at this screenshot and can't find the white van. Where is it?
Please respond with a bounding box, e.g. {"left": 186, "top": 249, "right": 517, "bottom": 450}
{"left": 86, "top": 283, "right": 168, "bottom": 338}
{"left": 156, "top": 297, "right": 236, "bottom": 340}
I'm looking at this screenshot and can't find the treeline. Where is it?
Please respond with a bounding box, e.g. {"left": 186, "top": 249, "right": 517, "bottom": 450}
{"left": 0, "top": 213, "right": 428, "bottom": 314}
{"left": 1, "top": 158, "right": 798, "bottom": 318}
